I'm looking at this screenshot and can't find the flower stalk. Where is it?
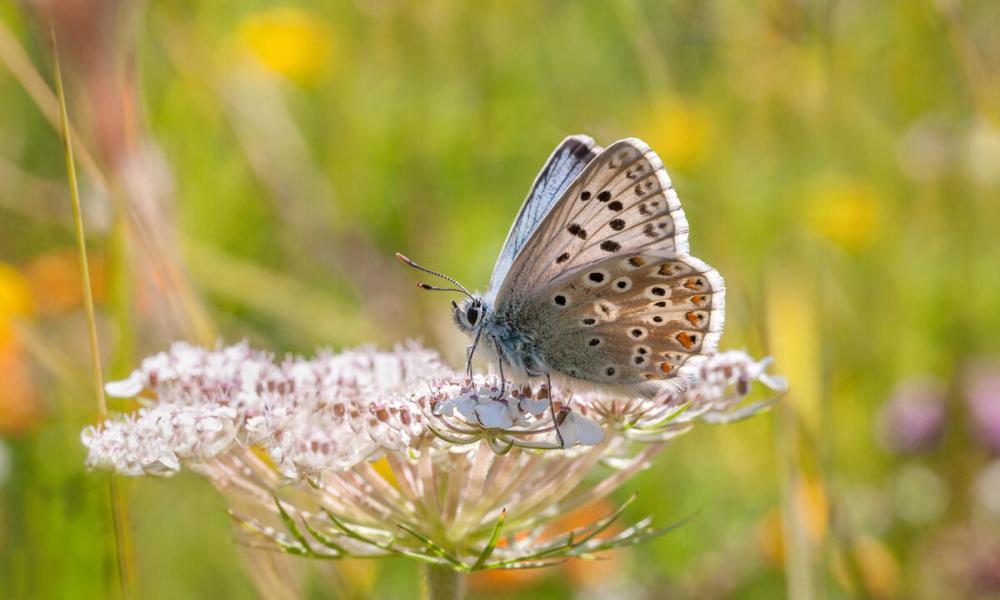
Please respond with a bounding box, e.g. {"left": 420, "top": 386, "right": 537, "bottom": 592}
{"left": 422, "top": 563, "right": 465, "bottom": 600}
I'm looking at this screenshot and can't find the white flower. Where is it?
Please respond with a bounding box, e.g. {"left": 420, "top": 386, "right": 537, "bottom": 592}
{"left": 104, "top": 372, "right": 144, "bottom": 398}
{"left": 556, "top": 411, "right": 605, "bottom": 446}
{"left": 81, "top": 340, "right": 785, "bottom": 569}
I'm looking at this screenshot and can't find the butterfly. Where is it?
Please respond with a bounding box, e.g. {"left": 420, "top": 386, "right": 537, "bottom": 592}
{"left": 398, "top": 135, "right": 725, "bottom": 436}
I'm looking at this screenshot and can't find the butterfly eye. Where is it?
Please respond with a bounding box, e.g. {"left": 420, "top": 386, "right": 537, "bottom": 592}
{"left": 465, "top": 305, "right": 480, "bottom": 325}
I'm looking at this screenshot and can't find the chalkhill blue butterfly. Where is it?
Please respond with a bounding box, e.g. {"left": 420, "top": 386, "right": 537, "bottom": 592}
{"left": 399, "top": 135, "right": 725, "bottom": 443}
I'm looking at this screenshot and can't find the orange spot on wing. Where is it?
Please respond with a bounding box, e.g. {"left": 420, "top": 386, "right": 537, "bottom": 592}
{"left": 676, "top": 332, "right": 696, "bottom": 349}
{"left": 684, "top": 277, "right": 704, "bottom": 290}
{"left": 659, "top": 362, "right": 672, "bottom": 373}
{"left": 657, "top": 263, "right": 678, "bottom": 276}
{"left": 686, "top": 311, "right": 704, "bottom": 326}
{"left": 690, "top": 294, "right": 706, "bottom": 306}
{"left": 628, "top": 256, "right": 646, "bottom": 267}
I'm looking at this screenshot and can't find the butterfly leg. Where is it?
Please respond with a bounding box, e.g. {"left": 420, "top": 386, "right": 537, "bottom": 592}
{"left": 492, "top": 336, "right": 507, "bottom": 399}
{"left": 466, "top": 325, "right": 484, "bottom": 380}
{"left": 547, "top": 373, "right": 565, "bottom": 448}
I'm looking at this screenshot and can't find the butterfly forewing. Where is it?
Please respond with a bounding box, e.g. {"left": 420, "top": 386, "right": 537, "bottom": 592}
{"left": 488, "top": 135, "right": 601, "bottom": 292}
{"left": 495, "top": 138, "right": 689, "bottom": 306}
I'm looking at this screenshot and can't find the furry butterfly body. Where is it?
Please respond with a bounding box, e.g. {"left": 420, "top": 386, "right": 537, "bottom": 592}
{"left": 403, "top": 135, "right": 725, "bottom": 399}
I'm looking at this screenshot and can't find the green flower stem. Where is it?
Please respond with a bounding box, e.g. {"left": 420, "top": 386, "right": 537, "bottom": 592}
{"left": 421, "top": 564, "right": 466, "bottom": 600}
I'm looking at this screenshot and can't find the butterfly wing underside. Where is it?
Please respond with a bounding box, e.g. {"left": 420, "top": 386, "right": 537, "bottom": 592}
{"left": 514, "top": 254, "right": 724, "bottom": 386}
{"left": 493, "top": 138, "right": 725, "bottom": 386}
{"left": 488, "top": 135, "right": 601, "bottom": 293}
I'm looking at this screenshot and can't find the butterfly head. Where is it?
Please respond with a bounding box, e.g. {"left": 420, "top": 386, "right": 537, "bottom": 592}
{"left": 451, "top": 297, "right": 485, "bottom": 334}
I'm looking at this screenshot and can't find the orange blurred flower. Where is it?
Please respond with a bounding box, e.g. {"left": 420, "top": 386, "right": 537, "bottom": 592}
{"left": 468, "top": 499, "right": 626, "bottom": 593}
{"left": 558, "top": 500, "right": 628, "bottom": 588}
{"left": 757, "top": 476, "right": 829, "bottom": 565}
{"left": 468, "top": 564, "right": 544, "bottom": 594}
{"left": 23, "top": 248, "right": 107, "bottom": 315}
{"left": 0, "top": 340, "right": 43, "bottom": 436}
{"left": 757, "top": 507, "right": 784, "bottom": 565}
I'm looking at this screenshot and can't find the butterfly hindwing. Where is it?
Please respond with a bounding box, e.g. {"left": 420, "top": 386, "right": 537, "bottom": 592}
{"left": 488, "top": 135, "right": 601, "bottom": 291}
{"left": 494, "top": 138, "right": 689, "bottom": 307}
{"left": 513, "top": 253, "right": 724, "bottom": 386}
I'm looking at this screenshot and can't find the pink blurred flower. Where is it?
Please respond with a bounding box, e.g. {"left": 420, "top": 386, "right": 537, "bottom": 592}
{"left": 877, "top": 378, "right": 947, "bottom": 454}
{"left": 964, "top": 362, "right": 1000, "bottom": 452}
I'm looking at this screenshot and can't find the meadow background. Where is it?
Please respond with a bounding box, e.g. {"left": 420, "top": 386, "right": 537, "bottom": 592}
{"left": 2, "top": 1, "right": 999, "bottom": 598}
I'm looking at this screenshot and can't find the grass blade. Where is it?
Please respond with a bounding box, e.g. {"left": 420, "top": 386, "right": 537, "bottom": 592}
{"left": 471, "top": 508, "right": 506, "bottom": 571}
{"left": 396, "top": 524, "right": 465, "bottom": 569}
{"left": 49, "top": 24, "right": 132, "bottom": 599}
{"left": 273, "top": 496, "right": 312, "bottom": 553}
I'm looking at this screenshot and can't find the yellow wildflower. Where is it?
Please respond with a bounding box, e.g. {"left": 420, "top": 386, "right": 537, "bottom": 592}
{"left": 239, "top": 7, "right": 335, "bottom": 84}
{"left": 766, "top": 267, "right": 820, "bottom": 435}
{"left": 370, "top": 457, "right": 398, "bottom": 488}
{"left": 0, "top": 262, "right": 32, "bottom": 346}
{"left": 832, "top": 536, "right": 900, "bottom": 599}
{"left": 640, "top": 97, "right": 714, "bottom": 172}
{"left": 804, "top": 178, "right": 884, "bottom": 252}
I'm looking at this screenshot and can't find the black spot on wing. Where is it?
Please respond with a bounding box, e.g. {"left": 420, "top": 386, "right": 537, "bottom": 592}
{"left": 567, "top": 223, "right": 588, "bottom": 239}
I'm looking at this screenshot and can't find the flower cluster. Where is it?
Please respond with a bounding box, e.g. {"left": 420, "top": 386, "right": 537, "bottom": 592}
{"left": 85, "top": 341, "right": 447, "bottom": 478}
{"left": 81, "top": 341, "right": 785, "bottom": 570}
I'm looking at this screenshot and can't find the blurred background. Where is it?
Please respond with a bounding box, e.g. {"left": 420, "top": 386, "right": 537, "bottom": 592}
{"left": 1, "top": 1, "right": 999, "bottom": 598}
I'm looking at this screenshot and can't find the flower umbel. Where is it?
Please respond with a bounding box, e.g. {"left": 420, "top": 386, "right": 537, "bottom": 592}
{"left": 82, "top": 341, "right": 785, "bottom": 571}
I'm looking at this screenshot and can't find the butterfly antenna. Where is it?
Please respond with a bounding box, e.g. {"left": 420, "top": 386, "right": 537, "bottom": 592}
{"left": 395, "top": 253, "right": 476, "bottom": 301}
{"left": 417, "top": 283, "right": 474, "bottom": 296}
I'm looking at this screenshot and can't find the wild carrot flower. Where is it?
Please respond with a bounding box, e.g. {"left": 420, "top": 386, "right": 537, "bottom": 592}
{"left": 82, "top": 340, "right": 784, "bottom": 596}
